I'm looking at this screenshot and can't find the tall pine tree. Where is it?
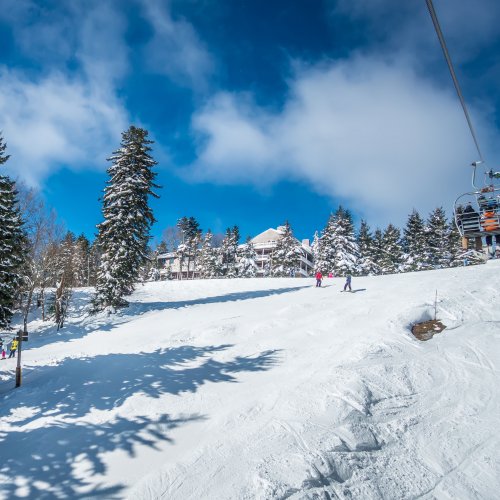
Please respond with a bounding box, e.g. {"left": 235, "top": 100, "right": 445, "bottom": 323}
{"left": 94, "top": 126, "right": 159, "bottom": 310}
{"left": 311, "top": 230, "right": 320, "bottom": 273}
{"left": 357, "top": 220, "right": 379, "bottom": 276}
{"left": 329, "top": 207, "right": 359, "bottom": 276}
{"left": 0, "top": 134, "right": 26, "bottom": 328}
{"left": 426, "top": 207, "right": 451, "bottom": 268}
{"left": 271, "top": 221, "right": 301, "bottom": 277}
{"left": 177, "top": 216, "right": 202, "bottom": 279}
{"left": 371, "top": 229, "right": 384, "bottom": 274}
{"left": 74, "top": 234, "right": 92, "bottom": 286}
{"left": 237, "top": 236, "right": 258, "bottom": 277}
{"left": 218, "top": 226, "right": 240, "bottom": 277}
{"left": 315, "top": 214, "right": 337, "bottom": 275}
{"left": 402, "top": 209, "right": 429, "bottom": 272}
{"left": 198, "top": 231, "right": 219, "bottom": 278}
{"left": 380, "top": 224, "right": 403, "bottom": 274}
{"left": 314, "top": 208, "right": 359, "bottom": 276}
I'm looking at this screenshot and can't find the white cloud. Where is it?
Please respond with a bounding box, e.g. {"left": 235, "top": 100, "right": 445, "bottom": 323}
{"left": 0, "top": 68, "right": 128, "bottom": 185}
{"left": 188, "top": 56, "right": 499, "bottom": 226}
{"left": 140, "top": 0, "right": 214, "bottom": 90}
{"left": 0, "top": 0, "right": 215, "bottom": 185}
{"left": 0, "top": 1, "right": 129, "bottom": 185}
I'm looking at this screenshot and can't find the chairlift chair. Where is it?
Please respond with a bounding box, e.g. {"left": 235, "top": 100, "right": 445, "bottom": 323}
{"left": 426, "top": 0, "right": 500, "bottom": 253}
{"left": 454, "top": 163, "right": 500, "bottom": 240}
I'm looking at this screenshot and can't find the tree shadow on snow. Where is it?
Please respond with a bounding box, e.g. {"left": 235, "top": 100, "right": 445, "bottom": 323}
{"left": 18, "top": 286, "right": 309, "bottom": 351}
{"left": 123, "top": 286, "right": 310, "bottom": 317}
{"left": 0, "top": 344, "right": 280, "bottom": 499}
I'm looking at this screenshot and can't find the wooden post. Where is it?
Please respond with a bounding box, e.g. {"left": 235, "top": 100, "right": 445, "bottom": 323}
{"left": 15, "top": 330, "right": 23, "bottom": 388}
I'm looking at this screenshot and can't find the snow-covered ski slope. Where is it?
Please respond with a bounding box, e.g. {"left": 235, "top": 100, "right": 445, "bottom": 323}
{"left": 1, "top": 262, "right": 499, "bottom": 499}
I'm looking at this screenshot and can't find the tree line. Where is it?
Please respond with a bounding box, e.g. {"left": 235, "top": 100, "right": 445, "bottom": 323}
{"left": 0, "top": 125, "right": 482, "bottom": 335}
{"left": 152, "top": 205, "right": 477, "bottom": 282}
{"left": 0, "top": 126, "right": 159, "bottom": 334}
{"left": 312, "top": 205, "right": 480, "bottom": 277}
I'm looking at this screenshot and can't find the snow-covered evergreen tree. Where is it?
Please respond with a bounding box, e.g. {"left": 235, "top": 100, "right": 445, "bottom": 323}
{"left": 94, "top": 126, "right": 159, "bottom": 310}
{"left": 74, "top": 234, "right": 91, "bottom": 286}
{"left": 332, "top": 207, "right": 359, "bottom": 276}
{"left": 356, "top": 220, "right": 379, "bottom": 276}
{"left": 218, "top": 229, "right": 231, "bottom": 277}
{"left": 426, "top": 207, "right": 451, "bottom": 268}
{"left": 380, "top": 224, "right": 403, "bottom": 274}
{"left": 237, "top": 236, "right": 258, "bottom": 277}
{"left": 314, "top": 214, "right": 336, "bottom": 275}
{"left": 87, "top": 240, "right": 100, "bottom": 286}
{"left": 177, "top": 216, "right": 202, "bottom": 279}
{"left": 156, "top": 241, "right": 168, "bottom": 254}
{"left": 198, "top": 231, "right": 219, "bottom": 278}
{"left": 270, "top": 222, "right": 301, "bottom": 277}
{"left": 311, "top": 231, "right": 320, "bottom": 273}
{"left": 315, "top": 208, "right": 359, "bottom": 276}
{"left": 371, "top": 228, "right": 385, "bottom": 275}
{"left": 52, "top": 232, "right": 76, "bottom": 329}
{"left": 219, "top": 226, "right": 240, "bottom": 277}
{"left": 0, "top": 135, "right": 26, "bottom": 328}
{"left": 402, "top": 209, "right": 429, "bottom": 272}
{"left": 227, "top": 226, "right": 240, "bottom": 278}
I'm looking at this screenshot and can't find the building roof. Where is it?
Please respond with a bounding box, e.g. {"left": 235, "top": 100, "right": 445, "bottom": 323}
{"left": 157, "top": 252, "right": 176, "bottom": 258}
{"left": 250, "top": 227, "right": 312, "bottom": 253}
{"left": 251, "top": 228, "right": 283, "bottom": 244}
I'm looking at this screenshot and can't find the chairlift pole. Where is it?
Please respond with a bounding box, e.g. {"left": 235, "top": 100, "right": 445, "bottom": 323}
{"left": 471, "top": 161, "right": 482, "bottom": 191}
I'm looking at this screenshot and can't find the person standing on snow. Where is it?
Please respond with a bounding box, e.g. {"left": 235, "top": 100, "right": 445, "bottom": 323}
{"left": 8, "top": 338, "right": 18, "bottom": 358}
{"left": 315, "top": 271, "right": 323, "bottom": 287}
{"left": 343, "top": 273, "right": 352, "bottom": 292}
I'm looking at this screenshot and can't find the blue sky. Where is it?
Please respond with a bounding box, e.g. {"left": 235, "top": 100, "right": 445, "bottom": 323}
{"left": 2, "top": 0, "right": 500, "bottom": 243}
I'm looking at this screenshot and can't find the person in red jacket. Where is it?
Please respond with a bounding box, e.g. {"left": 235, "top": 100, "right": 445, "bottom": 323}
{"left": 315, "top": 271, "right": 323, "bottom": 287}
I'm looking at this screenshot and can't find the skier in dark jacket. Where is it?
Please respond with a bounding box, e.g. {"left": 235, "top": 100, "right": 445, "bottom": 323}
{"left": 459, "top": 203, "right": 483, "bottom": 251}
{"left": 343, "top": 273, "right": 352, "bottom": 292}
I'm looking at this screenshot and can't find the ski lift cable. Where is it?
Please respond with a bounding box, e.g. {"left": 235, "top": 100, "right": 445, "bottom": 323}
{"left": 425, "top": 0, "right": 485, "bottom": 163}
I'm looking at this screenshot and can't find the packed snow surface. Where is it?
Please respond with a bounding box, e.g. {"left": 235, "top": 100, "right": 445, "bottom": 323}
{"left": 1, "top": 262, "right": 499, "bottom": 499}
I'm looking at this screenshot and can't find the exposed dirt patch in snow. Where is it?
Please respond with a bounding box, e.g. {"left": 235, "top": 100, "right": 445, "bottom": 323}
{"left": 411, "top": 319, "right": 446, "bottom": 341}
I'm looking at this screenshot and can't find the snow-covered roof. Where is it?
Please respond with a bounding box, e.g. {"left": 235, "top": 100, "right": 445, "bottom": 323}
{"left": 251, "top": 227, "right": 312, "bottom": 253}
{"left": 251, "top": 228, "right": 283, "bottom": 244}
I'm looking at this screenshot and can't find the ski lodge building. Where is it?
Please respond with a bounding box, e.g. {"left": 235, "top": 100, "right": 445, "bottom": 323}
{"left": 249, "top": 227, "right": 314, "bottom": 277}
{"left": 157, "top": 226, "right": 314, "bottom": 279}
{"left": 157, "top": 252, "right": 198, "bottom": 280}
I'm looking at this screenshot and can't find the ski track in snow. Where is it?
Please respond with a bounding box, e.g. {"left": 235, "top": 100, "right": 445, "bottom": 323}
{"left": 0, "top": 262, "right": 499, "bottom": 499}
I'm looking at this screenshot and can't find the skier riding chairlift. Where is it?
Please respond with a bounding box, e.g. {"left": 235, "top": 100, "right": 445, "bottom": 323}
{"left": 426, "top": 0, "right": 500, "bottom": 255}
